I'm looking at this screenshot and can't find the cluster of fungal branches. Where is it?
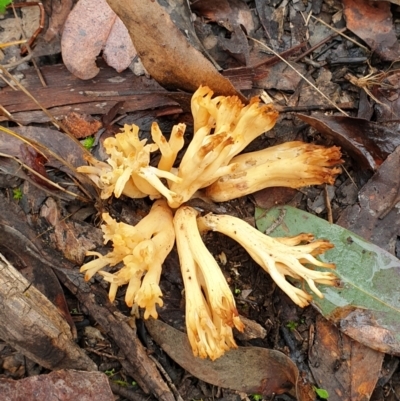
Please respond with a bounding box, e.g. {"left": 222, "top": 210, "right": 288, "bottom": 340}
{"left": 78, "top": 86, "right": 341, "bottom": 360}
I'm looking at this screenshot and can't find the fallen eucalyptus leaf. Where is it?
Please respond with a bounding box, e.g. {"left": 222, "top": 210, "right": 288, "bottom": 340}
{"left": 255, "top": 206, "right": 400, "bottom": 355}
{"left": 145, "top": 318, "right": 305, "bottom": 398}
{"left": 106, "top": 0, "right": 245, "bottom": 100}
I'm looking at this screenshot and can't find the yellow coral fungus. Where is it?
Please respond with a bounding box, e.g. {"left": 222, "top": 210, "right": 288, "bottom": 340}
{"left": 206, "top": 141, "right": 343, "bottom": 202}
{"left": 174, "top": 206, "right": 244, "bottom": 360}
{"left": 77, "top": 86, "right": 343, "bottom": 360}
{"left": 80, "top": 199, "right": 174, "bottom": 319}
{"left": 197, "top": 213, "right": 337, "bottom": 307}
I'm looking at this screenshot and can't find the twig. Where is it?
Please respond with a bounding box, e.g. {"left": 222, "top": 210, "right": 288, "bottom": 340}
{"left": 108, "top": 381, "right": 150, "bottom": 401}
{"left": 324, "top": 185, "right": 333, "bottom": 224}
{"left": 0, "top": 53, "right": 33, "bottom": 69}
{"left": 309, "top": 15, "right": 370, "bottom": 53}
{"left": 341, "top": 164, "right": 358, "bottom": 190}
{"left": 0, "top": 64, "right": 65, "bottom": 130}
{"left": 274, "top": 102, "right": 356, "bottom": 112}
{"left": 148, "top": 354, "right": 184, "bottom": 401}
{"left": 293, "top": 28, "right": 347, "bottom": 63}
{"left": 0, "top": 152, "right": 86, "bottom": 201}
{"left": 0, "top": 104, "right": 23, "bottom": 125}
{"left": 85, "top": 347, "right": 125, "bottom": 360}
{"left": 9, "top": 2, "right": 47, "bottom": 87}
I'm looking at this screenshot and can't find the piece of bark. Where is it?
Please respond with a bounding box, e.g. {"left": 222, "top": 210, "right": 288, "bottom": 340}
{"left": 0, "top": 253, "right": 96, "bottom": 371}
{"left": 0, "top": 62, "right": 184, "bottom": 122}
{"left": 53, "top": 266, "right": 175, "bottom": 401}
{"left": 0, "top": 370, "right": 114, "bottom": 401}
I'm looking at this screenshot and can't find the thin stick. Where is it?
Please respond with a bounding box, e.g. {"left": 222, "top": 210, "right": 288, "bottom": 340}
{"left": 9, "top": 2, "right": 47, "bottom": 87}
{"left": 341, "top": 164, "right": 358, "bottom": 190}
{"left": 0, "top": 104, "right": 22, "bottom": 125}
{"left": 324, "top": 185, "right": 333, "bottom": 224}
{"left": 247, "top": 36, "right": 349, "bottom": 116}
{"left": 293, "top": 28, "right": 347, "bottom": 62}
{"left": 0, "top": 53, "right": 32, "bottom": 69}
{"left": 148, "top": 354, "right": 184, "bottom": 401}
{"left": 309, "top": 15, "right": 370, "bottom": 53}
{"left": 0, "top": 152, "right": 85, "bottom": 201}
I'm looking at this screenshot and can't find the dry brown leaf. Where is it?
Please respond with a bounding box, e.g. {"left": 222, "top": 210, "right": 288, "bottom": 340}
{"left": 61, "top": 0, "right": 136, "bottom": 79}
{"left": 309, "top": 316, "right": 383, "bottom": 401}
{"left": 342, "top": 0, "right": 400, "bottom": 61}
{"left": 43, "top": 0, "right": 74, "bottom": 42}
{"left": 106, "top": 0, "right": 245, "bottom": 100}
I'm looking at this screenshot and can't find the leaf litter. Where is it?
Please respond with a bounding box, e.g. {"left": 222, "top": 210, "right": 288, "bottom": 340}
{"left": 1, "top": 0, "right": 400, "bottom": 400}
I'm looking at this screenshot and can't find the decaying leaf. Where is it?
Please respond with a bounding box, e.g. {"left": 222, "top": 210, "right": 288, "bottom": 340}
{"left": 256, "top": 206, "right": 400, "bottom": 355}
{"left": 191, "top": 0, "right": 254, "bottom": 65}
{"left": 337, "top": 145, "right": 400, "bottom": 255}
{"left": 309, "top": 316, "right": 384, "bottom": 401}
{"left": 106, "top": 0, "right": 245, "bottom": 100}
{"left": 0, "top": 126, "right": 98, "bottom": 200}
{"left": 145, "top": 318, "right": 307, "bottom": 399}
{"left": 61, "top": 0, "right": 136, "bottom": 79}
{"left": 298, "top": 113, "right": 400, "bottom": 170}
{"left": 342, "top": 0, "right": 400, "bottom": 61}
{"left": 43, "top": 0, "right": 73, "bottom": 42}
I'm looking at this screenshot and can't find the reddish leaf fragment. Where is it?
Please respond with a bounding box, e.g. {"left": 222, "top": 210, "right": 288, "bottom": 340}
{"left": 298, "top": 114, "right": 400, "bottom": 170}
{"left": 0, "top": 370, "right": 114, "bottom": 401}
{"left": 309, "top": 316, "right": 383, "bottom": 401}
{"left": 328, "top": 306, "right": 400, "bottom": 355}
{"left": 253, "top": 187, "right": 298, "bottom": 209}
{"left": 145, "top": 319, "right": 307, "bottom": 399}
{"left": 342, "top": 0, "right": 400, "bottom": 61}
{"left": 19, "top": 143, "right": 53, "bottom": 189}
{"left": 61, "top": 112, "right": 103, "bottom": 139}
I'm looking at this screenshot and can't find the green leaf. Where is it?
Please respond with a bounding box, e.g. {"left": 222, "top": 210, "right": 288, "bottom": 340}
{"left": 12, "top": 187, "right": 23, "bottom": 200}
{"left": 313, "top": 386, "right": 329, "bottom": 399}
{"left": 255, "top": 206, "right": 400, "bottom": 355}
{"left": 0, "top": 0, "right": 12, "bottom": 14}
{"left": 81, "top": 136, "right": 95, "bottom": 150}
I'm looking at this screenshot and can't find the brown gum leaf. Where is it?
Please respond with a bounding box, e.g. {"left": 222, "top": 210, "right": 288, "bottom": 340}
{"left": 106, "top": 0, "right": 246, "bottom": 101}
{"left": 145, "top": 319, "right": 309, "bottom": 399}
